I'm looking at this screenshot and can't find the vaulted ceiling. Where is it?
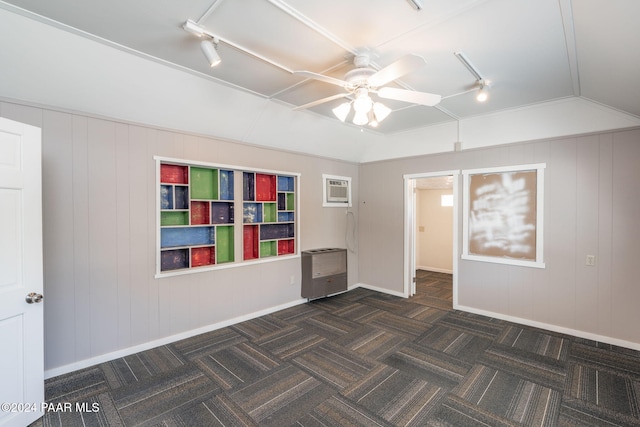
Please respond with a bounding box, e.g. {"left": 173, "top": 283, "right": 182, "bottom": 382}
{"left": 1, "top": 0, "right": 639, "bottom": 161}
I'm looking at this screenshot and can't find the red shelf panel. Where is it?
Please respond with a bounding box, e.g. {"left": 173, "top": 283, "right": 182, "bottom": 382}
{"left": 191, "top": 201, "right": 210, "bottom": 225}
{"left": 191, "top": 247, "right": 215, "bottom": 267}
{"left": 243, "top": 225, "right": 259, "bottom": 260}
{"left": 255, "top": 173, "right": 276, "bottom": 201}
{"left": 161, "top": 164, "right": 188, "bottom": 184}
{"left": 278, "top": 239, "right": 295, "bottom": 255}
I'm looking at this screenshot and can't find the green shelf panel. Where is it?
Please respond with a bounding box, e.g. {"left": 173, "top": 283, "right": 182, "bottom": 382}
{"left": 286, "top": 193, "right": 295, "bottom": 211}
{"left": 191, "top": 167, "right": 218, "bottom": 200}
{"left": 216, "top": 225, "right": 234, "bottom": 263}
{"left": 263, "top": 203, "right": 276, "bottom": 223}
{"left": 161, "top": 211, "right": 189, "bottom": 226}
{"left": 260, "top": 240, "right": 277, "bottom": 257}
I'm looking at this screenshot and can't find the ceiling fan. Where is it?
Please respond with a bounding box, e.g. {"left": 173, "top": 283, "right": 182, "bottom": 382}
{"left": 293, "top": 53, "right": 442, "bottom": 127}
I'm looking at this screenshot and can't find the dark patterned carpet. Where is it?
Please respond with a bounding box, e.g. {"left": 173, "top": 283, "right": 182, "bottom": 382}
{"left": 31, "top": 271, "right": 640, "bottom": 426}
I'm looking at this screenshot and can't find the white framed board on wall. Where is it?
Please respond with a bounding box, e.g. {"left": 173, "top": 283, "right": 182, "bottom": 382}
{"left": 462, "top": 163, "right": 546, "bottom": 268}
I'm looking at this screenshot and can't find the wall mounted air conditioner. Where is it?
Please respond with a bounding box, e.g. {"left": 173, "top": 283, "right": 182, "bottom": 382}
{"left": 323, "top": 174, "right": 352, "bottom": 207}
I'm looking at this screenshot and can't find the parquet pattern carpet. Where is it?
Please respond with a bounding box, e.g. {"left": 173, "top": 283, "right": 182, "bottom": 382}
{"left": 31, "top": 271, "right": 640, "bottom": 426}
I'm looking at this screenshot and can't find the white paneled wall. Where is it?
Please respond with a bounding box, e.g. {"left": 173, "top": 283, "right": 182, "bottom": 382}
{"left": 359, "top": 128, "right": 640, "bottom": 349}
{"left": 1, "top": 101, "right": 359, "bottom": 374}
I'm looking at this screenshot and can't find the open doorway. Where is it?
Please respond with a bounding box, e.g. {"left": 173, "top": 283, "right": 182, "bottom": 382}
{"left": 403, "top": 171, "right": 459, "bottom": 309}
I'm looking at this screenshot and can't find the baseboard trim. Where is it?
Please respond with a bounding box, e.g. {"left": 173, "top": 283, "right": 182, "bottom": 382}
{"left": 46, "top": 284, "right": 408, "bottom": 379}
{"left": 354, "top": 282, "right": 406, "bottom": 298}
{"left": 44, "top": 297, "right": 308, "bottom": 379}
{"left": 416, "top": 266, "right": 453, "bottom": 274}
{"left": 55, "top": 286, "right": 627, "bottom": 379}
{"left": 455, "top": 303, "right": 640, "bottom": 352}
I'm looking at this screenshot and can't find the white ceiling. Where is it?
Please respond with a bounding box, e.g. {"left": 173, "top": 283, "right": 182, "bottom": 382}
{"left": 2, "top": 0, "right": 639, "bottom": 137}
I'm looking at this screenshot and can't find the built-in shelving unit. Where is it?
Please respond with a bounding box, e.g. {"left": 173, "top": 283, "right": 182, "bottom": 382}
{"left": 243, "top": 172, "right": 295, "bottom": 260}
{"left": 159, "top": 162, "right": 235, "bottom": 273}
{"left": 156, "top": 157, "right": 299, "bottom": 277}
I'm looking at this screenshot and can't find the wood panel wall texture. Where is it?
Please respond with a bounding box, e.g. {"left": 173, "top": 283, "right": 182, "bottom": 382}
{"left": 0, "top": 101, "right": 359, "bottom": 372}
{"left": 359, "top": 128, "right": 640, "bottom": 347}
{"left": 2, "top": 99, "right": 639, "bottom": 371}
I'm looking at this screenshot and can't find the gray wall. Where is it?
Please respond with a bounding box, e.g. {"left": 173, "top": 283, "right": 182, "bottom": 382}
{"left": 3, "top": 96, "right": 640, "bottom": 372}
{"left": 0, "top": 101, "right": 359, "bottom": 372}
{"left": 416, "top": 189, "right": 453, "bottom": 273}
{"left": 359, "top": 129, "right": 640, "bottom": 347}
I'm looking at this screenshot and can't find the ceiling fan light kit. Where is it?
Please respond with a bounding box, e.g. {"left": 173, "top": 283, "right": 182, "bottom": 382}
{"left": 296, "top": 52, "right": 453, "bottom": 127}
{"left": 373, "top": 102, "right": 392, "bottom": 122}
{"left": 331, "top": 102, "right": 350, "bottom": 122}
{"left": 353, "top": 89, "right": 373, "bottom": 113}
{"left": 353, "top": 110, "right": 369, "bottom": 126}
{"left": 330, "top": 99, "right": 392, "bottom": 127}
{"left": 183, "top": 13, "right": 490, "bottom": 128}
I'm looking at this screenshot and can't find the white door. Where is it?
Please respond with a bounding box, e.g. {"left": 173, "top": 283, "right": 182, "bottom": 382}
{"left": 0, "top": 117, "right": 44, "bottom": 427}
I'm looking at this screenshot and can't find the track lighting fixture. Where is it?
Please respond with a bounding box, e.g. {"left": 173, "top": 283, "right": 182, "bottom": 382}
{"left": 183, "top": 19, "right": 206, "bottom": 37}
{"left": 184, "top": 19, "right": 294, "bottom": 73}
{"left": 183, "top": 19, "right": 222, "bottom": 67}
{"left": 406, "top": 0, "right": 424, "bottom": 11}
{"left": 476, "top": 82, "right": 489, "bottom": 102}
{"left": 454, "top": 51, "right": 491, "bottom": 103}
{"left": 200, "top": 38, "right": 221, "bottom": 67}
{"left": 454, "top": 51, "right": 483, "bottom": 81}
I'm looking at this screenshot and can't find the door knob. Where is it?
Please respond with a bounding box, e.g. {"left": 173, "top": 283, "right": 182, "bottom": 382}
{"left": 25, "top": 292, "right": 43, "bottom": 304}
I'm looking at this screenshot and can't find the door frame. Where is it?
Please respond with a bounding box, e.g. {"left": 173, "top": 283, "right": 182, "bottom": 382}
{"left": 403, "top": 170, "right": 459, "bottom": 306}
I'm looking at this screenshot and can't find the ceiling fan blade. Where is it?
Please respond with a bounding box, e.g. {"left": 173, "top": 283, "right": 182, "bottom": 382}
{"left": 293, "top": 93, "right": 349, "bottom": 111}
{"left": 368, "top": 54, "right": 427, "bottom": 87}
{"left": 378, "top": 87, "right": 442, "bottom": 106}
{"left": 293, "top": 71, "right": 348, "bottom": 88}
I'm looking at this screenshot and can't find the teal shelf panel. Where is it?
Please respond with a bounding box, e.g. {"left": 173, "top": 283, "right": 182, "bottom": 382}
{"left": 161, "top": 226, "right": 215, "bottom": 248}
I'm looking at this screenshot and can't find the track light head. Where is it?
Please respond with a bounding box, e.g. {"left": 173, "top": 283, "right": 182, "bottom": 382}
{"left": 200, "top": 39, "right": 221, "bottom": 67}
{"left": 476, "top": 88, "right": 488, "bottom": 102}
{"left": 476, "top": 80, "right": 490, "bottom": 102}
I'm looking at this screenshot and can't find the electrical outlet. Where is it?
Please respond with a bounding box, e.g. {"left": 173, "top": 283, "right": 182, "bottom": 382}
{"left": 290, "top": 275, "right": 295, "bottom": 285}
{"left": 586, "top": 255, "right": 596, "bottom": 266}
